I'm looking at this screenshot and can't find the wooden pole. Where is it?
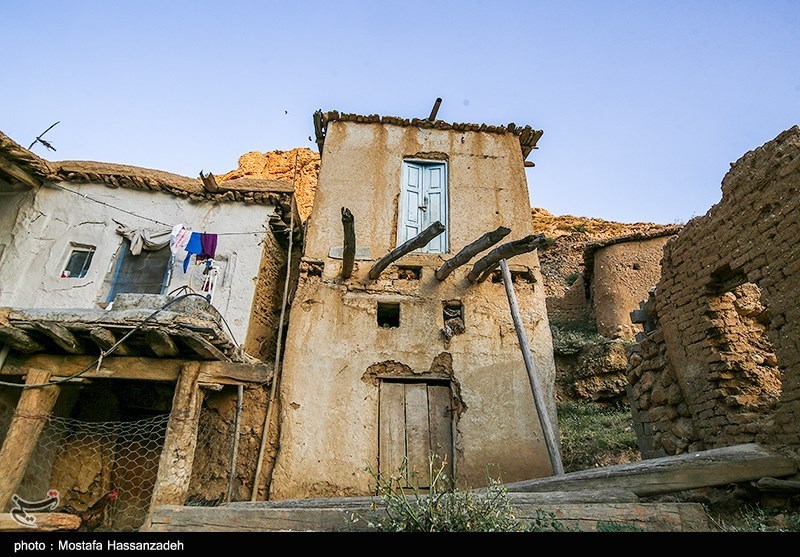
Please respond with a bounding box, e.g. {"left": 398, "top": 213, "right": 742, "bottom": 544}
{"left": 427, "top": 97, "right": 443, "bottom": 121}
{"left": 499, "top": 259, "right": 564, "bottom": 476}
{"left": 340, "top": 207, "right": 355, "bottom": 279}
{"left": 368, "top": 221, "right": 445, "bottom": 280}
{"left": 467, "top": 233, "right": 547, "bottom": 283}
{"left": 144, "top": 361, "right": 204, "bottom": 526}
{"left": 226, "top": 384, "right": 244, "bottom": 503}
{"left": 434, "top": 226, "right": 511, "bottom": 281}
{"left": 0, "top": 369, "right": 61, "bottom": 511}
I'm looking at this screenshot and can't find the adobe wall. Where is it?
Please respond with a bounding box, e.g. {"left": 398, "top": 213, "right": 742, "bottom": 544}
{"left": 0, "top": 182, "right": 275, "bottom": 342}
{"left": 270, "top": 120, "right": 558, "bottom": 499}
{"left": 590, "top": 237, "right": 671, "bottom": 340}
{"left": 628, "top": 126, "right": 800, "bottom": 459}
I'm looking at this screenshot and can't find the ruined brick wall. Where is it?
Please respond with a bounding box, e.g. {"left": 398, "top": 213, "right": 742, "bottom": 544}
{"left": 628, "top": 126, "right": 800, "bottom": 459}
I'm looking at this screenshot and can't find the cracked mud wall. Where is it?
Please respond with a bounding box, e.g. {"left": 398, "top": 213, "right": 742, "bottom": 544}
{"left": 269, "top": 120, "right": 557, "bottom": 499}
{"left": 628, "top": 126, "right": 800, "bottom": 459}
{"left": 0, "top": 182, "right": 276, "bottom": 342}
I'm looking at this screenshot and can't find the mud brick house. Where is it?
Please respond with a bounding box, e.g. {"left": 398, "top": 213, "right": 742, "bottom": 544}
{"left": 268, "top": 110, "right": 558, "bottom": 499}
{"left": 0, "top": 130, "right": 298, "bottom": 529}
{"left": 627, "top": 126, "right": 800, "bottom": 460}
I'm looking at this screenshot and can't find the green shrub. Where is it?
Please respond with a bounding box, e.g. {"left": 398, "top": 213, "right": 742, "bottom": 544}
{"left": 550, "top": 321, "right": 607, "bottom": 355}
{"left": 564, "top": 272, "right": 581, "bottom": 286}
{"left": 557, "top": 401, "right": 639, "bottom": 472}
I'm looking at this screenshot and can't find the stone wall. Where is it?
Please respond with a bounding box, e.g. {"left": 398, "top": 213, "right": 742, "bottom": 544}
{"left": 628, "top": 126, "right": 800, "bottom": 459}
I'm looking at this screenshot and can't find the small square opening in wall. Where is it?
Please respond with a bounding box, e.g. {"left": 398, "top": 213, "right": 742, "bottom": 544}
{"left": 377, "top": 302, "right": 400, "bottom": 328}
{"left": 62, "top": 246, "right": 96, "bottom": 278}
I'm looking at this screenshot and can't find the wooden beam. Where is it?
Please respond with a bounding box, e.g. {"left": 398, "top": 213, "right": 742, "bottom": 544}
{"left": 147, "top": 501, "right": 709, "bottom": 532}
{"left": 142, "top": 327, "right": 180, "bottom": 358}
{"left": 181, "top": 331, "right": 231, "bottom": 361}
{"left": 434, "top": 226, "right": 511, "bottom": 281}
{"left": 199, "top": 171, "right": 221, "bottom": 193}
{"left": 368, "top": 221, "right": 445, "bottom": 280}
{"left": 87, "top": 327, "right": 132, "bottom": 357}
{"left": 0, "top": 369, "right": 61, "bottom": 511}
{"left": 340, "top": 207, "right": 355, "bottom": 279}
{"left": 0, "top": 157, "right": 40, "bottom": 190}
{"left": 500, "top": 259, "right": 563, "bottom": 476}
{"left": 0, "top": 513, "right": 81, "bottom": 532}
{"left": 498, "top": 443, "right": 798, "bottom": 497}
{"left": 427, "top": 97, "right": 442, "bottom": 121}
{"left": 144, "top": 362, "right": 204, "bottom": 529}
{"left": 1, "top": 354, "right": 269, "bottom": 384}
{"left": 31, "top": 322, "right": 84, "bottom": 354}
{"left": 467, "top": 233, "right": 547, "bottom": 283}
{"left": 0, "top": 325, "right": 45, "bottom": 353}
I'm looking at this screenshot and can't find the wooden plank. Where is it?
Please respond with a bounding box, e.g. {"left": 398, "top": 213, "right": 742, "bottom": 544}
{"left": 2, "top": 355, "right": 268, "bottom": 385}
{"left": 434, "top": 226, "right": 511, "bottom": 281}
{"left": 147, "top": 501, "right": 709, "bottom": 532}
{"left": 181, "top": 331, "right": 231, "bottom": 361}
{"left": 1, "top": 354, "right": 184, "bottom": 381}
{"left": 379, "top": 382, "right": 406, "bottom": 482}
{"left": 404, "top": 382, "right": 430, "bottom": 487}
{"left": 143, "top": 362, "right": 204, "bottom": 528}
{"left": 427, "top": 384, "right": 453, "bottom": 478}
{"left": 0, "top": 325, "right": 44, "bottom": 353}
{"left": 226, "top": 489, "right": 638, "bottom": 510}
{"left": 755, "top": 477, "right": 800, "bottom": 493}
{"left": 31, "top": 322, "right": 84, "bottom": 354}
{"left": 500, "top": 259, "right": 563, "bottom": 476}
{"left": 498, "top": 443, "right": 797, "bottom": 497}
{"left": 0, "top": 157, "right": 40, "bottom": 190}
{"left": 0, "top": 513, "right": 81, "bottom": 532}
{"left": 142, "top": 327, "right": 180, "bottom": 358}
{"left": 368, "top": 221, "right": 445, "bottom": 279}
{"left": 0, "top": 369, "right": 61, "bottom": 511}
{"left": 340, "top": 207, "right": 355, "bottom": 279}
{"left": 467, "top": 233, "right": 547, "bottom": 283}
{"left": 87, "top": 326, "right": 132, "bottom": 357}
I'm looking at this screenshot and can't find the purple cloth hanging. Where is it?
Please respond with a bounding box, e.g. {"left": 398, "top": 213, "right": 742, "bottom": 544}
{"left": 200, "top": 233, "right": 218, "bottom": 260}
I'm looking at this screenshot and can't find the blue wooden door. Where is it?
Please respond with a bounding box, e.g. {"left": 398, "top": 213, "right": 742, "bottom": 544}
{"left": 399, "top": 161, "right": 448, "bottom": 253}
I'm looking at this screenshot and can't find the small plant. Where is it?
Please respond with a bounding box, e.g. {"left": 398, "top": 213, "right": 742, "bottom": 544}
{"left": 563, "top": 272, "right": 581, "bottom": 286}
{"left": 564, "top": 223, "right": 590, "bottom": 233}
{"left": 557, "top": 401, "right": 639, "bottom": 472}
{"left": 528, "top": 508, "right": 574, "bottom": 532}
{"left": 597, "top": 520, "right": 645, "bottom": 532}
{"left": 550, "top": 321, "right": 608, "bottom": 356}
{"left": 707, "top": 503, "right": 800, "bottom": 532}
{"left": 359, "top": 459, "right": 528, "bottom": 532}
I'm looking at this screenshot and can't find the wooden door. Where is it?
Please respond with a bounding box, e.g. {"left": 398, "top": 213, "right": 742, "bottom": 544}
{"left": 379, "top": 380, "right": 453, "bottom": 488}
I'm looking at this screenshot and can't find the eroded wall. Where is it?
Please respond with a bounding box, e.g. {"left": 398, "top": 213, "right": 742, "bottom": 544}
{"left": 0, "top": 182, "right": 275, "bottom": 343}
{"left": 270, "top": 121, "right": 557, "bottom": 499}
{"left": 591, "top": 237, "right": 671, "bottom": 339}
{"left": 628, "top": 126, "right": 800, "bottom": 458}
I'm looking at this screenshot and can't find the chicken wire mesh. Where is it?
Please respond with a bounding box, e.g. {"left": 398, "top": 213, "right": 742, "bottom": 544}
{"left": 0, "top": 403, "right": 227, "bottom": 531}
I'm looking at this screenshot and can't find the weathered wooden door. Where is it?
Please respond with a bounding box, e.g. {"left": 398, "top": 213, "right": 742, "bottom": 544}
{"left": 399, "top": 161, "right": 448, "bottom": 254}
{"left": 379, "top": 380, "right": 453, "bottom": 488}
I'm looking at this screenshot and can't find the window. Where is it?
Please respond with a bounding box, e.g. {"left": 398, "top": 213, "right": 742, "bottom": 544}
{"left": 377, "top": 302, "right": 400, "bottom": 328}
{"left": 398, "top": 161, "right": 448, "bottom": 254}
{"left": 107, "top": 241, "right": 171, "bottom": 302}
{"left": 62, "top": 246, "right": 95, "bottom": 278}
{"left": 379, "top": 379, "right": 454, "bottom": 488}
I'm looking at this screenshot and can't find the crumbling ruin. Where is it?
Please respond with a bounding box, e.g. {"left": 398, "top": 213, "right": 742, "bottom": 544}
{"left": 628, "top": 126, "right": 800, "bottom": 460}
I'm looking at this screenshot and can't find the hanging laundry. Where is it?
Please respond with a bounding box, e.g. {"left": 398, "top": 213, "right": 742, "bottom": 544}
{"left": 170, "top": 224, "right": 191, "bottom": 255}
{"left": 199, "top": 233, "right": 218, "bottom": 260}
{"left": 183, "top": 232, "right": 203, "bottom": 273}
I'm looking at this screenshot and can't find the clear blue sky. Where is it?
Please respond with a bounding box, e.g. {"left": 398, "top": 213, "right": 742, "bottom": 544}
{"left": 2, "top": 1, "right": 798, "bottom": 224}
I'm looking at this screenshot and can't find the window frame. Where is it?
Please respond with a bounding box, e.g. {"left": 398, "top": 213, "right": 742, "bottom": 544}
{"left": 397, "top": 159, "right": 449, "bottom": 254}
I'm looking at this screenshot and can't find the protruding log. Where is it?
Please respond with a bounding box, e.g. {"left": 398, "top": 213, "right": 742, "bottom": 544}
{"left": 340, "top": 207, "right": 355, "bottom": 279}
{"left": 467, "top": 233, "right": 547, "bottom": 283}
{"left": 144, "top": 362, "right": 204, "bottom": 529}
{"left": 0, "top": 369, "right": 61, "bottom": 511}
{"left": 181, "top": 331, "right": 231, "bottom": 362}
{"left": 435, "top": 226, "right": 511, "bottom": 281}
{"left": 142, "top": 327, "right": 180, "bottom": 358}
{"left": 0, "top": 512, "right": 81, "bottom": 532}
{"left": 368, "top": 221, "right": 445, "bottom": 280}
{"left": 0, "top": 325, "right": 44, "bottom": 353}
{"left": 427, "top": 97, "right": 442, "bottom": 121}
{"left": 199, "top": 171, "right": 221, "bottom": 193}
{"left": 88, "top": 327, "right": 131, "bottom": 357}
{"left": 32, "top": 322, "right": 83, "bottom": 354}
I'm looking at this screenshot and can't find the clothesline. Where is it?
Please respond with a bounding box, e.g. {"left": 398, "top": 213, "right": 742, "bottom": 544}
{"left": 48, "top": 182, "right": 274, "bottom": 235}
